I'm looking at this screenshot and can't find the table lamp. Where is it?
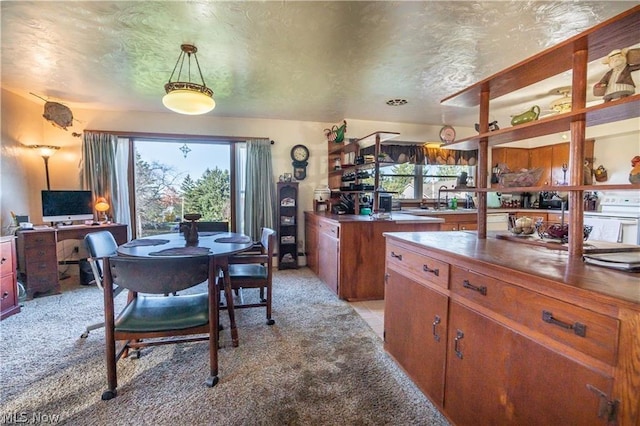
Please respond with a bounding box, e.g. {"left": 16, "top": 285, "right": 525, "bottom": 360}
{"left": 95, "top": 197, "right": 110, "bottom": 222}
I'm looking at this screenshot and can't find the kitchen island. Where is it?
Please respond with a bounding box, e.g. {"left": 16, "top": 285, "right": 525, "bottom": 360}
{"left": 383, "top": 230, "right": 640, "bottom": 425}
{"left": 304, "top": 211, "right": 442, "bottom": 300}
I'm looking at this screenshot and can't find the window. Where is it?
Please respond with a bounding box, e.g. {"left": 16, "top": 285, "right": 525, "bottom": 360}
{"left": 133, "top": 139, "right": 241, "bottom": 237}
{"left": 378, "top": 162, "right": 476, "bottom": 204}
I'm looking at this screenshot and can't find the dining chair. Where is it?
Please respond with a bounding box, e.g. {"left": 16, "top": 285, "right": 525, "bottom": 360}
{"left": 100, "top": 255, "right": 218, "bottom": 400}
{"left": 224, "top": 227, "right": 276, "bottom": 327}
{"left": 82, "top": 231, "right": 122, "bottom": 338}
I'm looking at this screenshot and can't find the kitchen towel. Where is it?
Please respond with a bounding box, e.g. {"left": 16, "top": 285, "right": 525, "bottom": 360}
{"left": 583, "top": 217, "right": 621, "bottom": 243}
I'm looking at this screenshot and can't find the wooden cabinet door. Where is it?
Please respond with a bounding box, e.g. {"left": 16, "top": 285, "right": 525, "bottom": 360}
{"left": 445, "top": 302, "right": 613, "bottom": 425}
{"left": 551, "top": 143, "right": 570, "bottom": 185}
{"left": 384, "top": 270, "right": 448, "bottom": 406}
{"left": 318, "top": 232, "right": 338, "bottom": 294}
{"left": 528, "top": 145, "right": 553, "bottom": 186}
{"left": 304, "top": 214, "right": 319, "bottom": 274}
{"left": 492, "top": 148, "right": 529, "bottom": 172}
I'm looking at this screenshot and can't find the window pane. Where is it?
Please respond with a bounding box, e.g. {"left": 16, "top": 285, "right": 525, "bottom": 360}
{"left": 133, "top": 140, "right": 231, "bottom": 237}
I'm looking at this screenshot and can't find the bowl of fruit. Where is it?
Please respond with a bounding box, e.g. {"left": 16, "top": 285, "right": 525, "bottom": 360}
{"left": 535, "top": 222, "right": 592, "bottom": 243}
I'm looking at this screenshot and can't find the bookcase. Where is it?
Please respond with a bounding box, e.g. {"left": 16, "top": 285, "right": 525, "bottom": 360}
{"left": 277, "top": 182, "right": 299, "bottom": 269}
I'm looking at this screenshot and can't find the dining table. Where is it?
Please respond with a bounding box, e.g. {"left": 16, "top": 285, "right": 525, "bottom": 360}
{"left": 116, "top": 231, "right": 255, "bottom": 348}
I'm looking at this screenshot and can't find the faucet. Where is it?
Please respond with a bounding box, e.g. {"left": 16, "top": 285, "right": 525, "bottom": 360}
{"left": 437, "top": 185, "right": 449, "bottom": 210}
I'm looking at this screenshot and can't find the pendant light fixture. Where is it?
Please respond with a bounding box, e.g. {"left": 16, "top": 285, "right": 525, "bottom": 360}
{"left": 163, "top": 44, "right": 215, "bottom": 115}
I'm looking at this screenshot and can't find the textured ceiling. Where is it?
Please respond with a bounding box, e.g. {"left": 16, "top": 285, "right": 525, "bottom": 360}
{"left": 1, "top": 1, "right": 636, "bottom": 127}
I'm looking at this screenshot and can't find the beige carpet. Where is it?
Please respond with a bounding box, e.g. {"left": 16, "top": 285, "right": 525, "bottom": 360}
{"left": 1, "top": 268, "right": 449, "bottom": 425}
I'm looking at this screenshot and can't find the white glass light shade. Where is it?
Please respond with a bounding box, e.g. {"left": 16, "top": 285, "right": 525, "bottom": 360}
{"left": 95, "top": 197, "right": 110, "bottom": 213}
{"left": 31, "top": 145, "right": 60, "bottom": 158}
{"left": 163, "top": 88, "right": 215, "bottom": 115}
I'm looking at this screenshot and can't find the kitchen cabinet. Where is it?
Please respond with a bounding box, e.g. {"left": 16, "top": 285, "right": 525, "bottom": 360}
{"left": 305, "top": 212, "right": 441, "bottom": 300}
{"left": 528, "top": 140, "right": 594, "bottom": 187}
{"left": 384, "top": 239, "right": 449, "bottom": 405}
{"left": 445, "top": 301, "right": 614, "bottom": 425}
{"left": 383, "top": 232, "right": 639, "bottom": 425}
{"left": 277, "top": 181, "right": 299, "bottom": 269}
{"left": 433, "top": 213, "right": 477, "bottom": 231}
{"left": 1, "top": 236, "right": 20, "bottom": 320}
{"left": 440, "top": 6, "right": 640, "bottom": 256}
{"left": 327, "top": 131, "right": 399, "bottom": 214}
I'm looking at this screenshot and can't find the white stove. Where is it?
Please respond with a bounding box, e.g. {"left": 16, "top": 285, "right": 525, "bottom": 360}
{"left": 584, "top": 195, "right": 640, "bottom": 245}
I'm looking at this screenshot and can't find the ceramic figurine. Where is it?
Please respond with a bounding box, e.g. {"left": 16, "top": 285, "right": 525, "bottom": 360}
{"left": 630, "top": 155, "right": 640, "bottom": 184}
{"left": 593, "top": 48, "right": 640, "bottom": 102}
{"left": 511, "top": 106, "right": 540, "bottom": 126}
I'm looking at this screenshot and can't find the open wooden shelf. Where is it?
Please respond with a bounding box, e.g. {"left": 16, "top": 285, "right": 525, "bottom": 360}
{"left": 442, "top": 94, "right": 640, "bottom": 150}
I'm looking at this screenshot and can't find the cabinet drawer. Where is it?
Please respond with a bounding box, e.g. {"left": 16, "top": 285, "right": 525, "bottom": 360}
{"left": 0, "top": 242, "right": 14, "bottom": 276}
{"left": 386, "top": 241, "right": 449, "bottom": 289}
{"left": 547, "top": 213, "right": 567, "bottom": 223}
{"left": 19, "top": 231, "right": 56, "bottom": 248}
{"left": 450, "top": 266, "right": 619, "bottom": 366}
{"left": 1, "top": 273, "right": 17, "bottom": 313}
{"left": 23, "top": 247, "right": 57, "bottom": 266}
{"left": 318, "top": 221, "right": 339, "bottom": 239}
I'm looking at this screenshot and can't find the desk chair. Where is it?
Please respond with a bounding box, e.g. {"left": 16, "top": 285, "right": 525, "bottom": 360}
{"left": 224, "top": 227, "right": 276, "bottom": 327}
{"left": 100, "top": 255, "right": 218, "bottom": 400}
{"left": 82, "top": 231, "right": 121, "bottom": 338}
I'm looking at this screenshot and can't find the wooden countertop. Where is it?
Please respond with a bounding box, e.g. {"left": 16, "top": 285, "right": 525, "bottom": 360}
{"left": 305, "top": 211, "right": 444, "bottom": 223}
{"left": 383, "top": 231, "right": 640, "bottom": 308}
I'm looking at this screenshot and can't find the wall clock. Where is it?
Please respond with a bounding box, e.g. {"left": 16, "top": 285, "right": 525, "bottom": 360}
{"left": 291, "top": 144, "right": 310, "bottom": 180}
{"left": 439, "top": 125, "right": 456, "bottom": 144}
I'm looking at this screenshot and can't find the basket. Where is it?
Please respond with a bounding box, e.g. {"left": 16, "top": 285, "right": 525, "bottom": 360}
{"left": 499, "top": 167, "right": 544, "bottom": 187}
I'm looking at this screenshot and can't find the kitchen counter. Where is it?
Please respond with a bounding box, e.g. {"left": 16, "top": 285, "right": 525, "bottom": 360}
{"left": 308, "top": 211, "right": 444, "bottom": 223}
{"left": 384, "top": 230, "right": 640, "bottom": 305}
{"left": 304, "top": 211, "right": 442, "bottom": 300}
{"left": 383, "top": 230, "right": 640, "bottom": 424}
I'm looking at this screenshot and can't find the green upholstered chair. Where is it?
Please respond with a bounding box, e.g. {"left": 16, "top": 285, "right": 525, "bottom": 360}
{"left": 82, "top": 230, "right": 121, "bottom": 338}
{"left": 100, "top": 255, "right": 218, "bottom": 400}
{"left": 224, "top": 227, "right": 276, "bottom": 327}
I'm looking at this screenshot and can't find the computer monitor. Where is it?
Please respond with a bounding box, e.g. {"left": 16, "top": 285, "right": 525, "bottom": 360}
{"left": 41, "top": 190, "right": 94, "bottom": 223}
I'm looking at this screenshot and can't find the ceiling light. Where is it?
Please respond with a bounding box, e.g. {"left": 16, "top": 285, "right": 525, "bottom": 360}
{"left": 163, "top": 44, "right": 215, "bottom": 115}
{"left": 386, "top": 99, "right": 408, "bottom": 106}
{"left": 424, "top": 141, "right": 444, "bottom": 148}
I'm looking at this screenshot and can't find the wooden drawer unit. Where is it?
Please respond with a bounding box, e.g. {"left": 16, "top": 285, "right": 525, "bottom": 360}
{"left": 17, "top": 230, "right": 59, "bottom": 299}
{"left": 386, "top": 240, "right": 449, "bottom": 290}
{"left": 1, "top": 237, "right": 20, "bottom": 320}
{"left": 450, "top": 266, "right": 619, "bottom": 366}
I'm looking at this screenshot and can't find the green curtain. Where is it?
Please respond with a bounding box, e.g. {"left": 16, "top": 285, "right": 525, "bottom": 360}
{"left": 244, "top": 139, "right": 275, "bottom": 241}
{"left": 80, "top": 131, "right": 130, "bottom": 236}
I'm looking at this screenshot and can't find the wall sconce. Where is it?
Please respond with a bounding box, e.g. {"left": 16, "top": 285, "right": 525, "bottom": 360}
{"left": 94, "top": 197, "right": 110, "bottom": 222}
{"left": 30, "top": 145, "right": 60, "bottom": 190}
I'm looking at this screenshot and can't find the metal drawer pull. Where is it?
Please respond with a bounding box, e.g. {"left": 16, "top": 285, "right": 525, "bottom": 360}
{"left": 462, "top": 279, "right": 487, "bottom": 296}
{"left": 432, "top": 315, "right": 441, "bottom": 342}
{"left": 390, "top": 251, "right": 402, "bottom": 261}
{"left": 0, "top": 257, "right": 5, "bottom": 264}
{"left": 542, "top": 310, "right": 587, "bottom": 337}
{"left": 454, "top": 330, "right": 464, "bottom": 359}
{"left": 423, "top": 264, "right": 440, "bottom": 276}
{"left": 2, "top": 291, "right": 9, "bottom": 300}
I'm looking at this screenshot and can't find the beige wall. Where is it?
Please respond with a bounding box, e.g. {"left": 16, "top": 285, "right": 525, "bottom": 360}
{"left": 0, "top": 89, "right": 450, "bottom": 241}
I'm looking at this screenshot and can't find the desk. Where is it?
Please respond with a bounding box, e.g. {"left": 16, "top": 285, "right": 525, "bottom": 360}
{"left": 117, "top": 232, "right": 253, "bottom": 347}
{"left": 17, "top": 224, "right": 128, "bottom": 299}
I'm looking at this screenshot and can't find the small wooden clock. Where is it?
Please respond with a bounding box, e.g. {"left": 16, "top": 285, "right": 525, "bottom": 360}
{"left": 291, "top": 144, "right": 309, "bottom": 180}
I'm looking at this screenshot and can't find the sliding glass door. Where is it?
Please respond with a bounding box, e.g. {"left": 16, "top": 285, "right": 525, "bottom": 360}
{"left": 133, "top": 139, "right": 238, "bottom": 237}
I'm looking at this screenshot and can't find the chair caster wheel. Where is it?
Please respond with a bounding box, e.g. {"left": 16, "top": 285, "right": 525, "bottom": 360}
{"left": 266, "top": 319, "right": 275, "bottom": 325}
{"left": 101, "top": 389, "right": 117, "bottom": 400}
{"left": 205, "top": 375, "right": 219, "bottom": 387}
{"left": 80, "top": 332, "right": 89, "bottom": 339}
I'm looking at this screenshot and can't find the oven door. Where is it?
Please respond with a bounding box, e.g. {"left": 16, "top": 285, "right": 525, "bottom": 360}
{"left": 584, "top": 214, "right": 640, "bottom": 245}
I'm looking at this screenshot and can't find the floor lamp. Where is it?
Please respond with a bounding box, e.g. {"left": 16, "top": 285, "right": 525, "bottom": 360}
{"left": 31, "top": 145, "right": 60, "bottom": 190}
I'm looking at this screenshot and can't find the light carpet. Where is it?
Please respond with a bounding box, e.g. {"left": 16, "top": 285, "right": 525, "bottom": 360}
{"left": 0, "top": 268, "right": 449, "bottom": 425}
